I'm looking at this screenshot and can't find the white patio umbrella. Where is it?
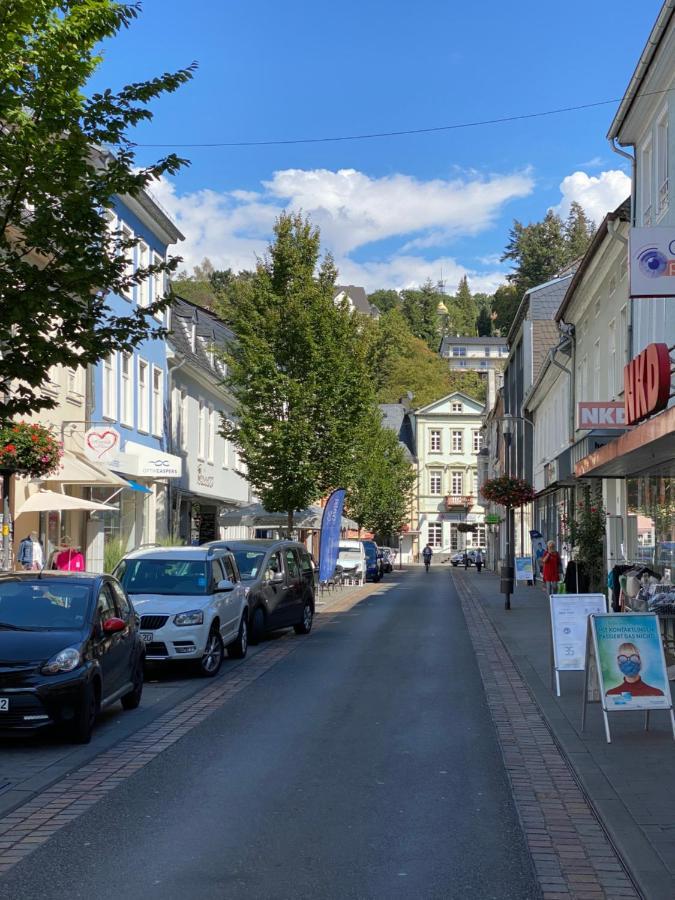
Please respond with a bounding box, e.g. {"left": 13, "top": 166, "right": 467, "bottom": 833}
{"left": 16, "top": 490, "right": 117, "bottom": 516}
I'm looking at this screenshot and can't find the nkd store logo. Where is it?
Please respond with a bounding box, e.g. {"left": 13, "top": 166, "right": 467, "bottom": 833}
{"left": 624, "top": 342, "right": 672, "bottom": 426}
{"left": 577, "top": 402, "right": 626, "bottom": 429}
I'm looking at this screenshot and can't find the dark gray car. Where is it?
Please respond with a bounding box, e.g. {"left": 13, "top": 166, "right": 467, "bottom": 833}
{"left": 202, "top": 539, "right": 315, "bottom": 643}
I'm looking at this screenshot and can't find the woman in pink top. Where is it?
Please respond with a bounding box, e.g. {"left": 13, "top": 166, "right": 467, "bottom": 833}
{"left": 54, "top": 546, "right": 85, "bottom": 571}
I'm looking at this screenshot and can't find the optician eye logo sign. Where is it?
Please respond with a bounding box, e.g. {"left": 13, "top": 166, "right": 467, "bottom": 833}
{"left": 630, "top": 227, "right": 675, "bottom": 297}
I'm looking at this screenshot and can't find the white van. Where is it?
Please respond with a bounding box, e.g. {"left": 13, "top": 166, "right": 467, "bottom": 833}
{"left": 337, "top": 540, "right": 366, "bottom": 583}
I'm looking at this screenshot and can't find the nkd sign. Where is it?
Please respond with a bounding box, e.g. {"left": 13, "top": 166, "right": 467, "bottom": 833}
{"left": 624, "top": 342, "right": 671, "bottom": 426}
{"left": 577, "top": 402, "right": 625, "bottom": 429}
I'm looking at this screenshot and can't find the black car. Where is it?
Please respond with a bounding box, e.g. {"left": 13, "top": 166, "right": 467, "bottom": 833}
{"left": 0, "top": 572, "right": 145, "bottom": 744}
{"left": 204, "top": 539, "right": 315, "bottom": 643}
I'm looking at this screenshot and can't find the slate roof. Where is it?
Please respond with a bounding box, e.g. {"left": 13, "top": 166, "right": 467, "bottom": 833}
{"left": 169, "top": 294, "right": 234, "bottom": 378}
{"left": 334, "top": 285, "right": 380, "bottom": 318}
{"left": 379, "top": 403, "right": 416, "bottom": 461}
{"left": 507, "top": 272, "right": 575, "bottom": 343}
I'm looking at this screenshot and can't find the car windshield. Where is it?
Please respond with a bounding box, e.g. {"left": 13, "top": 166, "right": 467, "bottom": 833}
{"left": 0, "top": 581, "right": 90, "bottom": 631}
{"left": 233, "top": 550, "right": 266, "bottom": 581}
{"left": 119, "top": 559, "right": 210, "bottom": 595}
{"left": 338, "top": 548, "right": 360, "bottom": 561}
{"left": 363, "top": 544, "right": 376, "bottom": 561}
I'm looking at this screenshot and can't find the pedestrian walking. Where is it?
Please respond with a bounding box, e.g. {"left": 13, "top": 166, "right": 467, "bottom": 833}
{"left": 463, "top": 551, "right": 470, "bottom": 570}
{"left": 475, "top": 548, "right": 483, "bottom": 574}
{"left": 542, "top": 541, "right": 563, "bottom": 595}
{"left": 422, "top": 543, "right": 432, "bottom": 573}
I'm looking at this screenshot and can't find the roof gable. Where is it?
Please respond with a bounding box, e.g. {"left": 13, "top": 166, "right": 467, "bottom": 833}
{"left": 415, "top": 391, "right": 484, "bottom": 416}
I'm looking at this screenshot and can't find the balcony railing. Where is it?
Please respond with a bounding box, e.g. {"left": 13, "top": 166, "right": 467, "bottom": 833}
{"left": 444, "top": 495, "right": 475, "bottom": 509}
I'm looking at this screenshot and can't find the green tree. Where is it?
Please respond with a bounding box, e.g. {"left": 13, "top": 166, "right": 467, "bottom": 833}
{"left": 400, "top": 280, "right": 441, "bottom": 349}
{"left": 0, "top": 0, "right": 194, "bottom": 417}
{"left": 346, "top": 411, "right": 416, "bottom": 537}
{"left": 564, "top": 201, "right": 595, "bottom": 261}
{"left": 445, "top": 276, "right": 478, "bottom": 336}
{"left": 476, "top": 306, "right": 493, "bottom": 336}
{"left": 501, "top": 209, "right": 568, "bottom": 296}
{"left": 367, "top": 289, "right": 400, "bottom": 314}
{"left": 491, "top": 284, "right": 521, "bottom": 337}
{"left": 217, "top": 213, "right": 372, "bottom": 532}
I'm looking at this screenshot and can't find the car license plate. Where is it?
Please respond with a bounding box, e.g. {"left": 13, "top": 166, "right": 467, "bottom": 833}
{"left": 0, "top": 698, "right": 8, "bottom": 712}
{"left": 141, "top": 632, "right": 153, "bottom": 643}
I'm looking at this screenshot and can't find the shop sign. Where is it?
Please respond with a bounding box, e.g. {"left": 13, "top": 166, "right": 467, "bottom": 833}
{"left": 582, "top": 613, "right": 675, "bottom": 743}
{"left": 485, "top": 514, "right": 502, "bottom": 525}
{"left": 84, "top": 427, "right": 121, "bottom": 467}
{"left": 197, "top": 465, "right": 215, "bottom": 489}
{"left": 630, "top": 227, "right": 675, "bottom": 297}
{"left": 125, "top": 441, "right": 182, "bottom": 479}
{"left": 549, "top": 594, "right": 606, "bottom": 696}
{"left": 577, "top": 402, "right": 626, "bottom": 429}
{"left": 623, "top": 342, "right": 671, "bottom": 426}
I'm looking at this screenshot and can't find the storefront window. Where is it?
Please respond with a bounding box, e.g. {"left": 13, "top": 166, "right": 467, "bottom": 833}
{"left": 627, "top": 477, "right": 675, "bottom": 575}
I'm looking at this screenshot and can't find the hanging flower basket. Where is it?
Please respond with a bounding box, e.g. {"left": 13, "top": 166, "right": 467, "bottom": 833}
{"left": 0, "top": 422, "right": 62, "bottom": 478}
{"left": 481, "top": 476, "right": 535, "bottom": 509}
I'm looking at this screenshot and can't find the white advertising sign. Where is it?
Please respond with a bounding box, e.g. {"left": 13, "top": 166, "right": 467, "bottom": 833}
{"left": 125, "top": 440, "right": 182, "bottom": 479}
{"left": 577, "top": 402, "right": 626, "bottom": 430}
{"left": 84, "top": 427, "right": 121, "bottom": 468}
{"left": 550, "top": 594, "right": 606, "bottom": 695}
{"left": 629, "top": 226, "right": 675, "bottom": 297}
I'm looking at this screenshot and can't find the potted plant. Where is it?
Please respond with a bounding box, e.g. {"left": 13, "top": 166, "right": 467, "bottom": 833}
{"left": 561, "top": 488, "right": 606, "bottom": 593}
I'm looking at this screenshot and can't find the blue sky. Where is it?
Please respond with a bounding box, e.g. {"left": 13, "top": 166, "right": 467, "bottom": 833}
{"left": 90, "top": 0, "right": 662, "bottom": 293}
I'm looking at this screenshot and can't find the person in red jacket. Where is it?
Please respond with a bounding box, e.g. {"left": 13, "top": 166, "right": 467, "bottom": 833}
{"left": 542, "top": 541, "right": 562, "bottom": 595}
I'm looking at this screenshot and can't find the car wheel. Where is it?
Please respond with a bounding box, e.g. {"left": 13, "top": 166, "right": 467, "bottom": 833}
{"left": 121, "top": 657, "right": 144, "bottom": 710}
{"left": 199, "top": 626, "right": 224, "bottom": 677}
{"left": 71, "top": 680, "right": 99, "bottom": 745}
{"left": 228, "top": 613, "right": 248, "bottom": 659}
{"left": 294, "top": 600, "right": 313, "bottom": 635}
{"left": 249, "top": 607, "right": 265, "bottom": 645}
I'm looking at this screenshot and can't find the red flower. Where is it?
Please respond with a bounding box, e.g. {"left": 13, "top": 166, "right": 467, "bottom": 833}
{"left": 4, "top": 444, "right": 16, "bottom": 453}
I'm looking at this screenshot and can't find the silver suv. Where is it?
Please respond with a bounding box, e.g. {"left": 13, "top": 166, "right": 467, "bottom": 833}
{"left": 114, "top": 546, "right": 248, "bottom": 677}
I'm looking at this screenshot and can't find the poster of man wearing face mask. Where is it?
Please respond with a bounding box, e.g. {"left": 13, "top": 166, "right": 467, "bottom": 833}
{"left": 593, "top": 614, "right": 671, "bottom": 711}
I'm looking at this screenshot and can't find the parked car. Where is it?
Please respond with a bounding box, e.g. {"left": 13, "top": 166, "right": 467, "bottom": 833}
{"left": 0, "top": 572, "right": 145, "bottom": 744}
{"left": 361, "top": 539, "right": 382, "bottom": 582}
{"left": 204, "top": 540, "right": 315, "bottom": 643}
{"left": 450, "top": 549, "right": 483, "bottom": 567}
{"left": 336, "top": 540, "right": 366, "bottom": 583}
{"left": 114, "top": 546, "right": 248, "bottom": 677}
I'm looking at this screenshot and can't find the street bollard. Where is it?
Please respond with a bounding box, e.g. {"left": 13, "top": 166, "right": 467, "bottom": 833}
{"left": 500, "top": 564, "right": 514, "bottom": 611}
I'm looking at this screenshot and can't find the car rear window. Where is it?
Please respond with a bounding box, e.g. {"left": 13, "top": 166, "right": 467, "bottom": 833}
{"left": 232, "top": 551, "right": 266, "bottom": 580}
{"left": 119, "top": 559, "right": 210, "bottom": 595}
{"left": 0, "top": 581, "right": 90, "bottom": 630}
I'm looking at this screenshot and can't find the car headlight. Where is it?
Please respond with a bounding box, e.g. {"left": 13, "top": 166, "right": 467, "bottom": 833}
{"left": 42, "top": 646, "right": 81, "bottom": 675}
{"left": 173, "top": 610, "right": 204, "bottom": 626}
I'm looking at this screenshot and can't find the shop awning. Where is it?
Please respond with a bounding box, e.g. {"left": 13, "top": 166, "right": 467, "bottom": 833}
{"left": 17, "top": 490, "right": 118, "bottom": 516}
{"left": 42, "top": 452, "right": 128, "bottom": 487}
{"left": 575, "top": 405, "right": 675, "bottom": 478}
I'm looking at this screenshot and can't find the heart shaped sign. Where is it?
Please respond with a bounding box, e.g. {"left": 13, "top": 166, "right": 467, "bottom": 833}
{"left": 85, "top": 428, "right": 120, "bottom": 460}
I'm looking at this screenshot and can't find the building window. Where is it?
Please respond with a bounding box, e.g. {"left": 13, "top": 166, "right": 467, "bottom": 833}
{"left": 657, "top": 109, "right": 669, "bottom": 216}
{"left": 593, "top": 340, "right": 600, "bottom": 401}
{"left": 449, "top": 524, "right": 459, "bottom": 551}
{"left": 120, "top": 353, "right": 133, "bottom": 426}
{"left": 180, "top": 389, "right": 188, "bottom": 449}
{"left": 153, "top": 252, "right": 164, "bottom": 321}
{"left": 138, "top": 241, "right": 150, "bottom": 307}
{"left": 428, "top": 522, "right": 443, "bottom": 548}
{"left": 484, "top": 346, "right": 491, "bottom": 357}
{"left": 198, "top": 401, "right": 206, "bottom": 460}
{"left": 120, "top": 225, "right": 134, "bottom": 299}
{"left": 620, "top": 256, "right": 627, "bottom": 281}
{"left": 66, "top": 367, "right": 80, "bottom": 398}
{"left": 608, "top": 320, "right": 616, "bottom": 398}
{"left": 102, "top": 353, "right": 117, "bottom": 420}
{"left": 452, "top": 346, "right": 466, "bottom": 357}
{"left": 208, "top": 405, "right": 215, "bottom": 462}
{"left": 500, "top": 346, "right": 508, "bottom": 355}
{"left": 457, "top": 359, "right": 467, "bottom": 368}
{"left": 429, "top": 470, "right": 443, "bottom": 495}
{"left": 451, "top": 471, "right": 463, "bottom": 495}
{"left": 429, "top": 429, "right": 441, "bottom": 452}
{"left": 641, "top": 137, "right": 653, "bottom": 225}
{"left": 451, "top": 402, "right": 463, "bottom": 413}
{"left": 472, "top": 430, "right": 482, "bottom": 452}
{"left": 137, "top": 358, "right": 149, "bottom": 432}
{"left": 479, "top": 360, "right": 488, "bottom": 369}
{"left": 451, "top": 430, "right": 463, "bottom": 452}
{"left": 151, "top": 365, "right": 163, "bottom": 437}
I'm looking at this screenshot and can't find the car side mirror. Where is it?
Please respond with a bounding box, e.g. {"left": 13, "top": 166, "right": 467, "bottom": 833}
{"left": 270, "top": 571, "right": 284, "bottom": 584}
{"left": 216, "top": 579, "right": 235, "bottom": 592}
{"left": 102, "top": 617, "right": 126, "bottom": 635}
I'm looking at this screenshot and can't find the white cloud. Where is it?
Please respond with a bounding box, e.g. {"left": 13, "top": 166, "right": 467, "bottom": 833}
{"left": 151, "top": 166, "right": 533, "bottom": 289}
{"left": 554, "top": 169, "right": 631, "bottom": 225}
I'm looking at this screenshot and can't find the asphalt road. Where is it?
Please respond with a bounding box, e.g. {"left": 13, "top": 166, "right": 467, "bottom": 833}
{"left": 0, "top": 568, "right": 537, "bottom": 900}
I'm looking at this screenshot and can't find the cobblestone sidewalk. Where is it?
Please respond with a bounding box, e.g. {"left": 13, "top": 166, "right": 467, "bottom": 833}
{"left": 454, "top": 572, "right": 639, "bottom": 900}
